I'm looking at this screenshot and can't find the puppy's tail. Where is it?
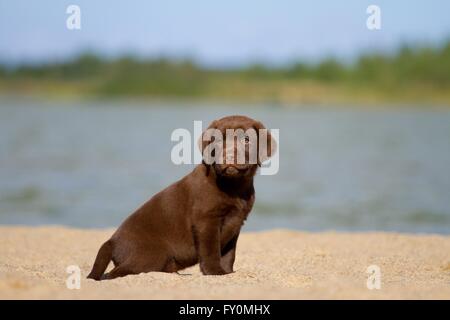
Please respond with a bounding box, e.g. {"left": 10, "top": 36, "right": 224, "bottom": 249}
{"left": 87, "top": 240, "right": 113, "bottom": 281}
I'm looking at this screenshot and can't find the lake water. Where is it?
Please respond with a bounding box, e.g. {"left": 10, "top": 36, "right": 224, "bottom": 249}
{"left": 1, "top": 99, "right": 450, "bottom": 234}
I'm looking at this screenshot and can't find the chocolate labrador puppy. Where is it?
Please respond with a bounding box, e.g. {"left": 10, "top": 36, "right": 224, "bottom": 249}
{"left": 87, "top": 115, "right": 276, "bottom": 280}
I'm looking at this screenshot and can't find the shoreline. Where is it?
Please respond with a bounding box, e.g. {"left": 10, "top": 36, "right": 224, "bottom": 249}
{"left": 1, "top": 93, "right": 450, "bottom": 111}
{"left": 1, "top": 226, "right": 450, "bottom": 299}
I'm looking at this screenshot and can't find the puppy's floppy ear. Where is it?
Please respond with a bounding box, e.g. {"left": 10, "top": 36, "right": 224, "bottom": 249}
{"left": 198, "top": 121, "right": 222, "bottom": 176}
{"left": 197, "top": 120, "right": 219, "bottom": 154}
{"left": 253, "top": 121, "right": 277, "bottom": 164}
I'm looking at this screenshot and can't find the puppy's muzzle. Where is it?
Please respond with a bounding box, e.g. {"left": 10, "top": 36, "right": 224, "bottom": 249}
{"left": 218, "top": 164, "right": 251, "bottom": 177}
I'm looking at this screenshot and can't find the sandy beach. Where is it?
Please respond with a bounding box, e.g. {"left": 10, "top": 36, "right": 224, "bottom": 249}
{"left": 0, "top": 226, "right": 449, "bottom": 299}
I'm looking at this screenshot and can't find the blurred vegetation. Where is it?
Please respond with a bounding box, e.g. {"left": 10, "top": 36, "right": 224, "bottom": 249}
{"left": 1, "top": 41, "right": 450, "bottom": 106}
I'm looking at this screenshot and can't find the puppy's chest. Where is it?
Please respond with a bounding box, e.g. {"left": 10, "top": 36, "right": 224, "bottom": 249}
{"left": 221, "top": 196, "right": 254, "bottom": 229}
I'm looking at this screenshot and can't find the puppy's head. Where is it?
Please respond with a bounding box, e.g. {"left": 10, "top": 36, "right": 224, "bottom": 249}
{"left": 199, "top": 115, "right": 276, "bottom": 178}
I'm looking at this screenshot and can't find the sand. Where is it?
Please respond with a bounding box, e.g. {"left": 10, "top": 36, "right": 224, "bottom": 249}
{"left": 0, "top": 226, "right": 449, "bottom": 299}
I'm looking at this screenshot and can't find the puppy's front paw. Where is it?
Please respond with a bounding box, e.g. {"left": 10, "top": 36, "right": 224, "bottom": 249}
{"left": 201, "top": 264, "right": 229, "bottom": 275}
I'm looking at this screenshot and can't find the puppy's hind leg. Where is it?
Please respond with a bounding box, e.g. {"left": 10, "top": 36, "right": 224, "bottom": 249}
{"left": 102, "top": 263, "right": 136, "bottom": 280}
{"left": 102, "top": 252, "right": 169, "bottom": 280}
{"left": 87, "top": 240, "right": 113, "bottom": 281}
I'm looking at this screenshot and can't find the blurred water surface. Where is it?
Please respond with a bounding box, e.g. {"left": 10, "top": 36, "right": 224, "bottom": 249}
{"left": 1, "top": 99, "right": 450, "bottom": 233}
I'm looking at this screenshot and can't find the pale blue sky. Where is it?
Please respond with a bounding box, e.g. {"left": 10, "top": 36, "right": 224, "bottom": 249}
{"left": 1, "top": 0, "right": 449, "bottom": 66}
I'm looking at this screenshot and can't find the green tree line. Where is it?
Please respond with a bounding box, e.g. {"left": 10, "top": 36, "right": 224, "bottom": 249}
{"left": 1, "top": 41, "right": 449, "bottom": 105}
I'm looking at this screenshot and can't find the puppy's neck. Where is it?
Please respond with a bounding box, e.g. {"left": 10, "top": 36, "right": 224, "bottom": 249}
{"left": 203, "top": 164, "right": 255, "bottom": 199}
{"left": 216, "top": 175, "right": 255, "bottom": 199}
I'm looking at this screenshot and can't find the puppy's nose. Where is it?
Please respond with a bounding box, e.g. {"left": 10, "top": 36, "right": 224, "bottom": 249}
{"left": 225, "top": 167, "right": 239, "bottom": 175}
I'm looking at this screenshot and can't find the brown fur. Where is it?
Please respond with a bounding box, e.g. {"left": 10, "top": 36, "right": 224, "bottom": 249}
{"left": 87, "top": 115, "right": 275, "bottom": 280}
